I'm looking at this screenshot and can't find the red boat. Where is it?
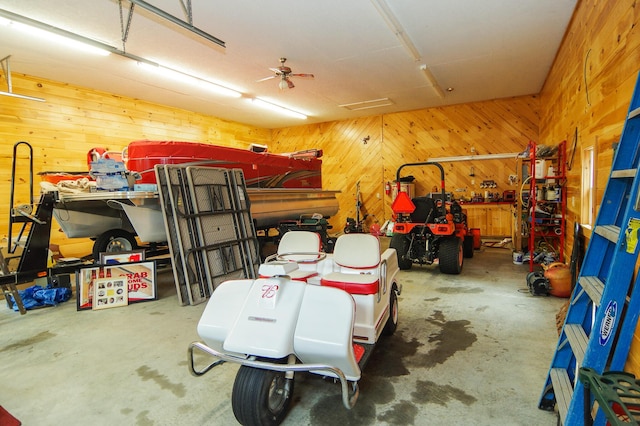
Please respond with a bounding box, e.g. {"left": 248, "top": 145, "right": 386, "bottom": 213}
{"left": 125, "top": 140, "right": 324, "bottom": 188}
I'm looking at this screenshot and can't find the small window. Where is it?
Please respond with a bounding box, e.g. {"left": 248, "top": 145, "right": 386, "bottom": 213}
{"left": 581, "top": 146, "right": 595, "bottom": 229}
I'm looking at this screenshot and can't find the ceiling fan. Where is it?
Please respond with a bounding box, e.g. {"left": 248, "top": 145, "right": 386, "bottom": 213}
{"left": 257, "top": 57, "right": 314, "bottom": 89}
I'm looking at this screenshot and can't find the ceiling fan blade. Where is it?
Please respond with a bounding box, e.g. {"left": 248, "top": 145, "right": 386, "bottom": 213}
{"left": 287, "top": 78, "right": 295, "bottom": 89}
{"left": 291, "top": 73, "right": 314, "bottom": 78}
{"left": 257, "top": 75, "right": 277, "bottom": 82}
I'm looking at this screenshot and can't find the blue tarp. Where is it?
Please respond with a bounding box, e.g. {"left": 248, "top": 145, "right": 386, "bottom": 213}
{"left": 7, "top": 285, "right": 71, "bottom": 311}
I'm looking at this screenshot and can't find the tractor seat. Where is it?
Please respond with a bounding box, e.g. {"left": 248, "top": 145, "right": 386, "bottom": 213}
{"left": 410, "top": 197, "right": 437, "bottom": 223}
{"left": 320, "top": 233, "right": 380, "bottom": 295}
{"left": 267, "top": 231, "right": 323, "bottom": 282}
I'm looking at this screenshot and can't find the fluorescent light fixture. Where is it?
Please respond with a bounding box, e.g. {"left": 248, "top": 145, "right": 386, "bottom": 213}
{"left": 419, "top": 65, "right": 445, "bottom": 99}
{"left": 370, "top": 0, "right": 421, "bottom": 62}
{"left": 427, "top": 153, "right": 520, "bottom": 163}
{"left": 250, "top": 98, "right": 307, "bottom": 119}
{"left": 339, "top": 97, "right": 394, "bottom": 111}
{"left": 0, "top": 9, "right": 110, "bottom": 56}
{"left": 136, "top": 61, "right": 241, "bottom": 98}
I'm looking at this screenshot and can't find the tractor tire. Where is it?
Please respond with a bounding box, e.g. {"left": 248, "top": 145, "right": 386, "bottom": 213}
{"left": 390, "top": 234, "right": 413, "bottom": 270}
{"left": 232, "top": 366, "right": 294, "bottom": 426}
{"left": 463, "top": 235, "right": 474, "bottom": 258}
{"left": 92, "top": 229, "right": 138, "bottom": 261}
{"left": 439, "top": 237, "right": 463, "bottom": 274}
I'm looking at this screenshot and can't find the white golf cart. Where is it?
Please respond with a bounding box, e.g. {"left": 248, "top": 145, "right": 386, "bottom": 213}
{"left": 188, "top": 231, "right": 401, "bottom": 426}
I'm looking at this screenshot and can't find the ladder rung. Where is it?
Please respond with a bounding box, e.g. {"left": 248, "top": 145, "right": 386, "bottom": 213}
{"left": 564, "top": 324, "right": 588, "bottom": 365}
{"left": 629, "top": 106, "right": 640, "bottom": 119}
{"left": 595, "top": 225, "right": 620, "bottom": 243}
{"left": 580, "top": 276, "right": 604, "bottom": 306}
{"left": 550, "top": 368, "right": 573, "bottom": 423}
{"left": 611, "top": 169, "right": 637, "bottom": 179}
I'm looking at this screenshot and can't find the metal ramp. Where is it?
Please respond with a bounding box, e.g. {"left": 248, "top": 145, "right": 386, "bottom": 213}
{"left": 156, "top": 165, "right": 260, "bottom": 305}
{"left": 538, "top": 72, "right": 640, "bottom": 424}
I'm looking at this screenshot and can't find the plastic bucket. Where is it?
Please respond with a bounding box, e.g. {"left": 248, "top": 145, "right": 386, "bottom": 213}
{"left": 512, "top": 251, "right": 524, "bottom": 265}
{"left": 471, "top": 228, "right": 481, "bottom": 249}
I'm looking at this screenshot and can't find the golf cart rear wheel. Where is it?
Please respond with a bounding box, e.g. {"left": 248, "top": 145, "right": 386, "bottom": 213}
{"left": 439, "top": 237, "right": 463, "bottom": 274}
{"left": 390, "top": 234, "right": 412, "bottom": 270}
{"left": 232, "top": 366, "right": 294, "bottom": 426}
{"left": 383, "top": 286, "right": 399, "bottom": 336}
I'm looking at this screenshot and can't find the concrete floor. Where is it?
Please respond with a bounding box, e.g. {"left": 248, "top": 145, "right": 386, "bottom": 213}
{"left": 0, "top": 246, "right": 565, "bottom": 425}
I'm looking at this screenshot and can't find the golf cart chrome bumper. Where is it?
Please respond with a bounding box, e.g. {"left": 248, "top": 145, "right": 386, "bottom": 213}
{"left": 188, "top": 341, "right": 360, "bottom": 410}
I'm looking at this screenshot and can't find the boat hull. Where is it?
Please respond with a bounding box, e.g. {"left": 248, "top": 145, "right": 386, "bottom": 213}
{"left": 53, "top": 189, "right": 339, "bottom": 242}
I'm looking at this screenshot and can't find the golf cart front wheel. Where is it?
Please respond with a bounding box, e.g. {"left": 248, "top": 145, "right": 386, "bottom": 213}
{"left": 232, "top": 366, "right": 294, "bottom": 426}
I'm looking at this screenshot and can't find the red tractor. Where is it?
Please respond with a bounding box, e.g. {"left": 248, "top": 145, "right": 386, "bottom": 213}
{"left": 389, "top": 162, "right": 474, "bottom": 273}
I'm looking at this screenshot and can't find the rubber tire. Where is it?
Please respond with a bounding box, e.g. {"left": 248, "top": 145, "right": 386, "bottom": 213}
{"left": 92, "top": 229, "right": 138, "bottom": 260}
{"left": 439, "top": 237, "right": 463, "bottom": 274}
{"left": 463, "top": 235, "right": 474, "bottom": 258}
{"left": 390, "top": 234, "right": 413, "bottom": 270}
{"left": 232, "top": 366, "right": 293, "bottom": 426}
{"left": 382, "top": 286, "right": 399, "bottom": 336}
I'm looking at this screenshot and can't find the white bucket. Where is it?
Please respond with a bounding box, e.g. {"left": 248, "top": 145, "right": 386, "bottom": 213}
{"left": 513, "top": 251, "right": 524, "bottom": 265}
{"left": 534, "top": 159, "right": 547, "bottom": 179}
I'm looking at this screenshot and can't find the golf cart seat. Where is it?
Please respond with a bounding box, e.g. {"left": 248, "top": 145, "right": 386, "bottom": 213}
{"left": 270, "top": 231, "right": 323, "bottom": 282}
{"left": 321, "top": 233, "right": 380, "bottom": 295}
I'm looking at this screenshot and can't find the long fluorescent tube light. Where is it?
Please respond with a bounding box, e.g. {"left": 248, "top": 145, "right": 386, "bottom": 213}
{"left": 250, "top": 98, "right": 307, "bottom": 119}
{"left": 370, "top": 0, "right": 421, "bottom": 62}
{"left": 0, "top": 9, "right": 241, "bottom": 99}
{"left": 339, "top": 98, "right": 394, "bottom": 111}
{"left": 136, "top": 61, "right": 241, "bottom": 98}
{"left": 420, "top": 65, "right": 445, "bottom": 99}
{"left": 427, "top": 153, "right": 521, "bottom": 163}
{"left": 0, "top": 9, "right": 110, "bottom": 56}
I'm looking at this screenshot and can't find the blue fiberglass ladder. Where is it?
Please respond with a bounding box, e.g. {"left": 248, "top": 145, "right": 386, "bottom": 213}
{"left": 538, "top": 72, "right": 640, "bottom": 425}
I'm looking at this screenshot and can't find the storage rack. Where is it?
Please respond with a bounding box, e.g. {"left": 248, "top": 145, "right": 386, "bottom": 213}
{"left": 526, "top": 140, "right": 567, "bottom": 271}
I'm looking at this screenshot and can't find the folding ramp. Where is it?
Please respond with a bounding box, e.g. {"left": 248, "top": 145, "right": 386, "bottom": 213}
{"left": 538, "top": 72, "right": 640, "bottom": 424}
{"left": 156, "top": 165, "right": 259, "bottom": 306}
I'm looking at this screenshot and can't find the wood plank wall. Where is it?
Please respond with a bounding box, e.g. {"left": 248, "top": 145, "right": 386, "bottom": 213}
{"left": 0, "top": 74, "right": 271, "bottom": 256}
{"left": 537, "top": 0, "right": 640, "bottom": 374}
{"left": 273, "top": 96, "right": 540, "bottom": 234}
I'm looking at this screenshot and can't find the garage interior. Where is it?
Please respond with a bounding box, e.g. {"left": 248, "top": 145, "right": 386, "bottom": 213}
{"left": 1, "top": 1, "right": 640, "bottom": 425}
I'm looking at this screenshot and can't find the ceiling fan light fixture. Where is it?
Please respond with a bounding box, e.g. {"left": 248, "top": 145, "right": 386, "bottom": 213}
{"left": 278, "top": 79, "right": 288, "bottom": 90}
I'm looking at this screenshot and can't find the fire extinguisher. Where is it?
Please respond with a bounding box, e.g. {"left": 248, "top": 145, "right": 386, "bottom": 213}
{"left": 385, "top": 181, "right": 391, "bottom": 196}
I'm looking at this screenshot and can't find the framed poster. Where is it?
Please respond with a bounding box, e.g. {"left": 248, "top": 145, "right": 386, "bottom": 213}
{"left": 76, "top": 261, "right": 157, "bottom": 311}
{"left": 104, "top": 261, "right": 157, "bottom": 303}
{"left": 92, "top": 277, "right": 128, "bottom": 310}
{"left": 99, "top": 249, "right": 145, "bottom": 265}
{"left": 76, "top": 265, "right": 100, "bottom": 311}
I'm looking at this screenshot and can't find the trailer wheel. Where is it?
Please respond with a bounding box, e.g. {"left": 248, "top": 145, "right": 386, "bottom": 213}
{"left": 439, "top": 237, "right": 463, "bottom": 274}
{"left": 232, "top": 366, "right": 294, "bottom": 426}
{"left": 390, "top": 234, "right": 412, "bottom": 270}
{"left": 92, "top": 229, "right": 138, "bottom": 260}
{"left": 463, "top": 235, "right": 474, "bottom": 258}
{"left": 382, "top": 286, "right": 399, "bottom": 336}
